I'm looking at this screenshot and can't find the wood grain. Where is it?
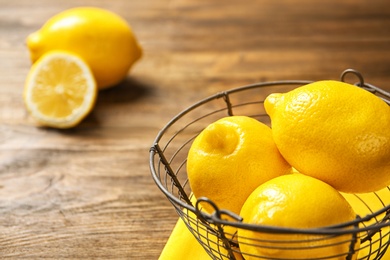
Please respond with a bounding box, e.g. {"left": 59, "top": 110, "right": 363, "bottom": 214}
{"left": 0, "top": 0, "right": 389, "bottom": 258}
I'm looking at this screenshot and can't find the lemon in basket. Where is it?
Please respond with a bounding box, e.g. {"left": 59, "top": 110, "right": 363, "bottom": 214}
{"left": 24, "top": 51, "right": 97, "bottom": 128}
{"left": 187, "top": 116, "right": 291, "bottom": 216}
{"left": 26, "top": 7, "right": 142, "bottom": 89}
{"left": 342, "top": 187, "right": 390, "bottom": 258}
{"left": 238, "top": 173, "right": 359, "bottom": 260}
{"left": 264, "top": 80, "right": 390, "bottom": 193}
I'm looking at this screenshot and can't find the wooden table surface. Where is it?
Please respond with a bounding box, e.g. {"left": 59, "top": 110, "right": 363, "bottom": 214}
{"left": 0, "top": 0, "right": 389, "bottom": 259}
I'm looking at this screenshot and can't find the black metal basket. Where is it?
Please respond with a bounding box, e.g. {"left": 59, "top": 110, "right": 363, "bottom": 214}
{"left": 150, "top": 69, "right": 390, "bottom": 260}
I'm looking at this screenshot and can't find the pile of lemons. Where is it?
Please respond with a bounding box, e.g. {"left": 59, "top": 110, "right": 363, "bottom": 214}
{"left": 23, "top": 7, "right": 142, "bottom": 128}
{"left": 186, "top": 80, "right": 390, "bottom": 259}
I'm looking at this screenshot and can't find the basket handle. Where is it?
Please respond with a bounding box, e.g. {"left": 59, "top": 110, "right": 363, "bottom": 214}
{"left": 341, "top": 68, "right": 390, "bottom": 105}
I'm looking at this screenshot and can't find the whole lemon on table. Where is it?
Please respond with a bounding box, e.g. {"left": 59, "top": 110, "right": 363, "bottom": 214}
{"left": 187, "top": 115, "right": 291, "bottom": 216}
{"left": 160, "top": 194, "right": 244, "bottom": 260}
{"left": 26, "top": 7, "right": 142, "bottom": 89}
{"left": 264, "top": 80, "right": 390, "bottom": 193}
{"left": 238, "top": 173, "right": 359, "bottom": 260}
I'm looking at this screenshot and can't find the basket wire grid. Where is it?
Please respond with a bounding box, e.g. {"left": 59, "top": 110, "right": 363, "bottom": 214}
{"left": 150, "top": 69, "right": 390, "bottom": 260}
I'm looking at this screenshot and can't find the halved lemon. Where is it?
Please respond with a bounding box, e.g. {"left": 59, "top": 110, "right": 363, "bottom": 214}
{"left": 24, "top": 51, "right": 97, "bottom": 128}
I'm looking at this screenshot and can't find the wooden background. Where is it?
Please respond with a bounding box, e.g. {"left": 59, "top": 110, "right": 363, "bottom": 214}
{"left": 0, "top": 0, "right": 389, "bottom": 259}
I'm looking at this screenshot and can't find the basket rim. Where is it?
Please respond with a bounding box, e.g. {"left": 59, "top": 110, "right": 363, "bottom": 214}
{"left": 195, "top": 197, "right": 390, "bottom": 235}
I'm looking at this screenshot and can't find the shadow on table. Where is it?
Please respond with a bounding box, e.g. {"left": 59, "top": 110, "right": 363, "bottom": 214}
{"left": 96, "top": 76, "right": 154, "bottom": 104}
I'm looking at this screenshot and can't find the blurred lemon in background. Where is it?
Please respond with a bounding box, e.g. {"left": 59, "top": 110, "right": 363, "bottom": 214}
{"left": 27, "top": 7, "right": 142, "bottom": 89}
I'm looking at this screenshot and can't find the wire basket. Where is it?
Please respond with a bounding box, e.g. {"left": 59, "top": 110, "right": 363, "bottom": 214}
{"left": 150, "top": 69, "right": 390, "bottom": 260}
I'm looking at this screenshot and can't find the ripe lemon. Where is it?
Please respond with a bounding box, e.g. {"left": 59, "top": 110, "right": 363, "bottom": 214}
{"left": 160, "top": 194, "right": 244, "bottom": 260}
{"left": 26, "top": 7, "right": 142, "bottom": 89}
{"left": 187, "top": 116, "right": 291, "bottom": 216}
{"left": 24, "top": 51, "right": 97, "bottom": 128}
{"left": 342, "top": 187, "right": 390, "bottom": 258}
{"left": 264, "top": 80, "right": 390, "bottom": 193}
{"left": 238, "top": 173, "right": 359, "bottom": 260}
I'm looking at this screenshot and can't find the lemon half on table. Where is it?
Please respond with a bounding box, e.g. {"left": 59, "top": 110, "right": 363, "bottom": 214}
{"left": 24, "top": 51, "right": 97, "bottom": 129}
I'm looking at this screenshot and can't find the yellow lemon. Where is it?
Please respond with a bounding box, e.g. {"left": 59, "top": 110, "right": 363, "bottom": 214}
{"left": 342, "top": 187, "right": 390, "bottom": 259}
{"left": 264, "top": 80, "right": 390, "bottom": 193}
{"left": 27, "top": 7, "right": 142, "bottom": 89}
{"left": 24, "top": 51, "right": 97, "bottom": 128}
{"left": 159, "top": 216, "right": 211, "bottom": 260}
{"left": 187, "top": 116, "right": 291, "bottom": 216}
{"left": 238, "top": 173, "right": 359, "bottom": 260}
{"left": 160, "top": 194, "right": 244, "bottom": 260}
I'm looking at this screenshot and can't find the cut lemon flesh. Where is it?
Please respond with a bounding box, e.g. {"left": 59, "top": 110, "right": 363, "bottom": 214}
{"left": 24, "top": 51, "right": 97, "bottom": 128}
